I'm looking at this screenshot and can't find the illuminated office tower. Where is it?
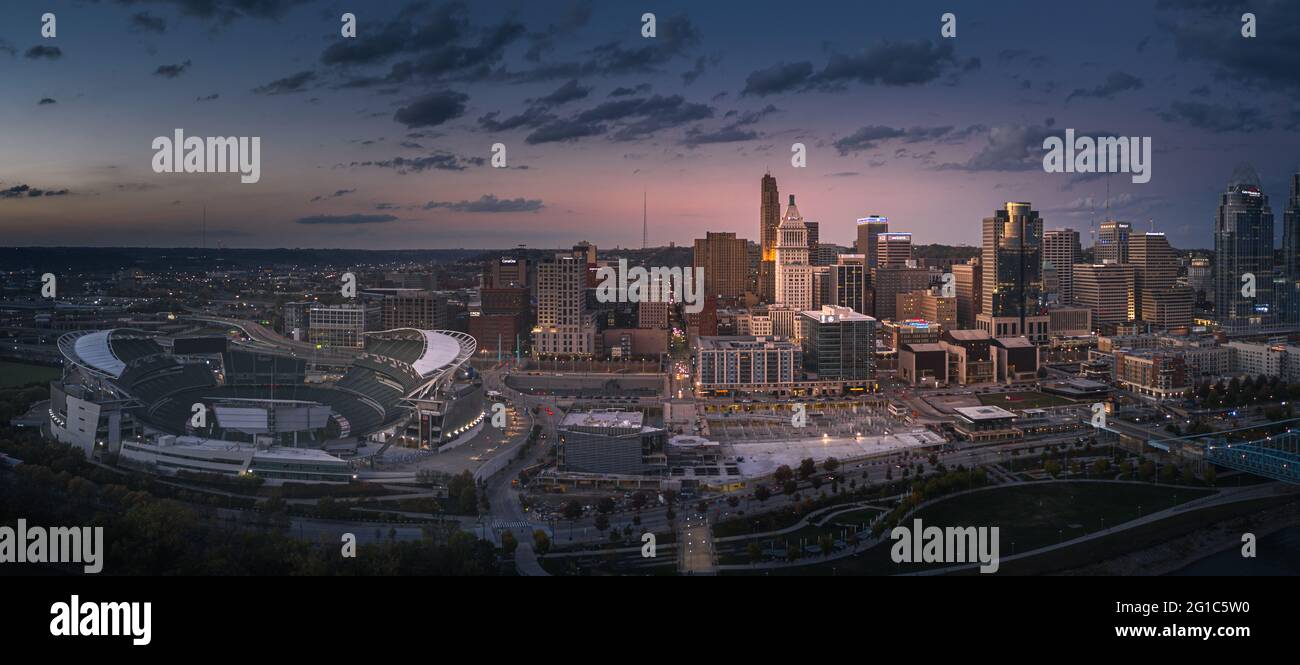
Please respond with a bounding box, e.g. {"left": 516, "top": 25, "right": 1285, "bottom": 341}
{"left": 856, "top": 216, "right": 889, "bottom": 268}
{"left": 774, "top": 195, "right": 813, "bottom": 311}
{"left": 1214, "top": 165, "right": 1275, "bottom": 334}
{"left": 758, "top": 172, "right": 781, "bottom": 301}
{"left": 876, "top": 232, "right": 913, "bottom": 268}
{"left": 1043, "top": 229, "right": 1081, "bottom": 304}
{"left": 1097, "top": 220, "right": 1131, "bottom": 264}
{"left": 978, "top": 202, "right": 1049, "bottom": 342}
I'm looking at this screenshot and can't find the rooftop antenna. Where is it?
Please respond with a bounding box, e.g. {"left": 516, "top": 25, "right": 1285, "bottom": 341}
{"left": 642, "top": 189, "right": 648, "bottom": 250}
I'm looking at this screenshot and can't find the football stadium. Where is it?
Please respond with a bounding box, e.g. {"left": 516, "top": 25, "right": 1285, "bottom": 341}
{"left": 47, "top": 327, "right": 480, "bottom": 482}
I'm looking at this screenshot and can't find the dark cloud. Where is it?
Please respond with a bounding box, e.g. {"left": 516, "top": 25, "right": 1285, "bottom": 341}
{"left": 1158, "top": 0, "right": 1300, "bottom": 93}
{"left": 479, "top": 106, "right": 555, "bottom": 132}
{"left": 393, "top": 90, "right": 469, "bottom": 128}
{"left": 743, "top": 41, "right": 975, "bottom": 96}
{"left": 422, "top": 194, "right": 544, "bottom": 213}
{"left": 523, "top": 0, "right": 593, "bottom": 62}
{"left": 38, "top": 98, "right": 56, "bottom": 105}
{"left": 310, "top": 189, "right": 356, "bottom": 202}
{"left": 0, "top": 184, "right": 70, "bottom": 198}
{"left": 348, "top": 151, "right": 484, "bottom": 173}
{"left": 525, "top": 119, "right": 606, "bottom": 144}
{"left": 741, "top": 61, "right": 814, "bottom": 96}
{"left": 936, "top": 124, "right": 1059, "bottom": 172}
{"left": 121, "top": 0, "right": 310, "bottom": 23}
{"left": 324, "top": 3, "right": 526, "bottom": 87}
{"left": 587, "top": 14, "right": 699, "bottom": 75}
{"left": 1065, "top": 71, "right": 1143, "bottom": 102}
{"left": 252, "top": 70, "right": 316, "bottom": 94}
{"left": 0, "top": 39, "right": 15, "bottom": 57}
{"left": 196, "top": 93, "right": 220, "bottom": 102}
{"left": 683, "top": 104, "right": 777, "bottom": 146}
{"left": 130, "top": 12, "right": 167, "bottom": 33}
{"left": 295, "top": 213, "right": 398, "bottom": 225}
{"left": 834, "top": 124, "right": 982, "bottom": 155}
{"left": 153, "top": 60, "right": 192, "bottom": 78}
{"left": 535, "top": 79, "right": 591, "bottom": 106}
{"left": 25, "top": 45, "right": 62, "bottom": 60}
{"left": 525, "top": 94, "right": 713, "bottom": 143}
{"left": 609, "top": 84, "right": 651, "bottom": 97}
{"left": 1158, "top": 100, "right": 1273, "bottom": 133}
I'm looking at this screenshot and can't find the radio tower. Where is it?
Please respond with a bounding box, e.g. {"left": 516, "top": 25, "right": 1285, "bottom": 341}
{"left": 641, "top": 189, "right": 648, "bottom": 250}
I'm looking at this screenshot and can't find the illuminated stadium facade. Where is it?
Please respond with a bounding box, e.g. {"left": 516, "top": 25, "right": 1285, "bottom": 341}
{"left": 48, "top": 327, "right": 480, "bottom": 483}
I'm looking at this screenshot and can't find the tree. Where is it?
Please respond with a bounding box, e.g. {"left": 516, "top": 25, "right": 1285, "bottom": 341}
{"left": 532, "top": 529, "right": 551, "bottom": 555}
{"left": 782, "top": 480, "right": 798, "bottom": 495}
{"left": 594, "top": 513, "right": 610, "bottom": 531}
{"left": 773, "top": 465, "right": 794, "bottom": 484}
{"left": 818, "top": 533, "right": 835, "bottom": 556}
{"left": 754, "top": 485, "right": 771, "bottom": 502}
{"left": 500, "top": 530, "right": 518, "bottom": 556}
{"left": 596, "top": 497, "right": 615, "bottom": 514}
{"left": 563, "top": 500, "right": 583, "bottom": 520}
{"left": 823, "top": 457, "right": 840, "bottom": 473}
{"left": 726, "top": 495, "right": 740, "bottom": 508}
{"left": 798, "top": 458, "right": 817, "bottom": 479}
{"left": 630, "top": 492, "right": 648, "bottom": 510}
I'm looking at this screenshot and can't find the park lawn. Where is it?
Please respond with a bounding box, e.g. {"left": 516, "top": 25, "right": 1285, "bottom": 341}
{"left": 726, "top": 481, "right": 1212, "bottom": 576}
{"left": 0, "top": 361, "right": 61, "bottom": 388}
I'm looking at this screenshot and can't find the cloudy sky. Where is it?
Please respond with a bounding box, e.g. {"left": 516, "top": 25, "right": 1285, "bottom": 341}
{"left": 2, "top": 0, "right": 1299, "bottom": 250}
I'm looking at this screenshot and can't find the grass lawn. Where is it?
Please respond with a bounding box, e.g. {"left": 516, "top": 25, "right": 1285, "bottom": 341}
{"left": 977, "top": 391, "right": 1075, "bottom": 409}
{"left": 0, "top": 361, "right": 61, "bottom": 388}
{"left": 725, "top": 481, "right": 1213, "bottom": 576}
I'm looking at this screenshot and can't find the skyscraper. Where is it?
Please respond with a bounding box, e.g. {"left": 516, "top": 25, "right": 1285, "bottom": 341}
{"left": 759, "top": 172, "right": 781, "bottom": 302}
{"left": 1133, "top": 232, "right": 1185, "bottom": 326}
{"left": 693, "top": 231, "right": 748, "bottom": 300}
{"left": 952, "top": 258, "right": 982, "bottom": 329}
{"left": 856, "top": 216, "right": 889, "bottom": 268}
{"left": 533, "top": 251, "right": 596, "bottom": 356}
{"left": 1043, "top": 229, "right": 1081, "bottom": 304}
{"left": 877, "top": 232, "right": 913, "bottom": 268}
{"left": 1097, "top": 220, "right": 1132, "bottom": 264}
{"left": 1214, "top": 166, "right": 1275, "bottom": 334}
{"left": 829, "top": 254, "right": 869, "bottom": 316}
{"left": 978, "top": 202, "right": 1048, "bottom": 342}
{"left": 775, "top": 195, "right": 813, "bottom": 311}
{"left": 1074, "top": 263, "right": 1135, "bottom": 328}
{"left": 1281, "top": 171, "right": 1300, "bottom": 327}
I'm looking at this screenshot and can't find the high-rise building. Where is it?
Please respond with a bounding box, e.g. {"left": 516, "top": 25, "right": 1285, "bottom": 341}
{"left": 898, "top": 289, "right": 957, "bottom": 329}
{"left": 828, "top": 254, "right": 869, "bottom": 315}
{"left": 877, "top": 232, "right": 913, "bottom": 268}
{"left": 856, "top": 216, "right": 889, "bottom": 268}
{"left": 1130, "top": 232, "right": 1179, "bottom": 323}
{"left": 1043, "top": 229, "right": 1081, "bottom": 304}
{"left": 805, "top": 220, "right": 820, "bottom": 259}
{"left": 1214, "top": 167, "right": 1275, "bottom": 334}
{"left": 1188, "top": 257, "right": 1212, "bottom": 306}
{"left": 693, "top": 231, "right": 748, "bottom": 300}
{"left": 799, "top": 305, "right": 877, "bottom": 380}
{"left": 307, "top": 303, "right": 375, "bottom": 348}
{"left": 872, "top": 266, "right": 930, "bottom": 320}
{"left": 367, "top": 288, "right": 448, "bottom": 330}
{"left": 952, "top": 258, "right": 982, "bottom": 329}
{"left": 774, "top": 195, "right": 813, "bottom": 311}
{"left": 1073, "top": 263, "right": 1135, "bottom": 328}
{"left": 759, "top": 172, "right": 781, "bottom": 302}
{"left": 533, "top": 251, "right": 596, "bottom": 356}
{"left": 1097, "top": 220, "right": 1132, "bottom": 264}
{"left": 1281, "top": 171, "right": 1300, "bottom": 327}
{"left": 978, "top": 202, "right": 1049, "bottom": 342}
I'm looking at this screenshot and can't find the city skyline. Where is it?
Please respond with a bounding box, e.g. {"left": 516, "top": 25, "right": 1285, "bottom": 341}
{"left": 3, "top": 0, "right": 1300, "bottom": 250}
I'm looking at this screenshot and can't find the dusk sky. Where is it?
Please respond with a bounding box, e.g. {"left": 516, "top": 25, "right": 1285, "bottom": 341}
{"left": 2, "top": 0, "right": 1299, "bottom": 250}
